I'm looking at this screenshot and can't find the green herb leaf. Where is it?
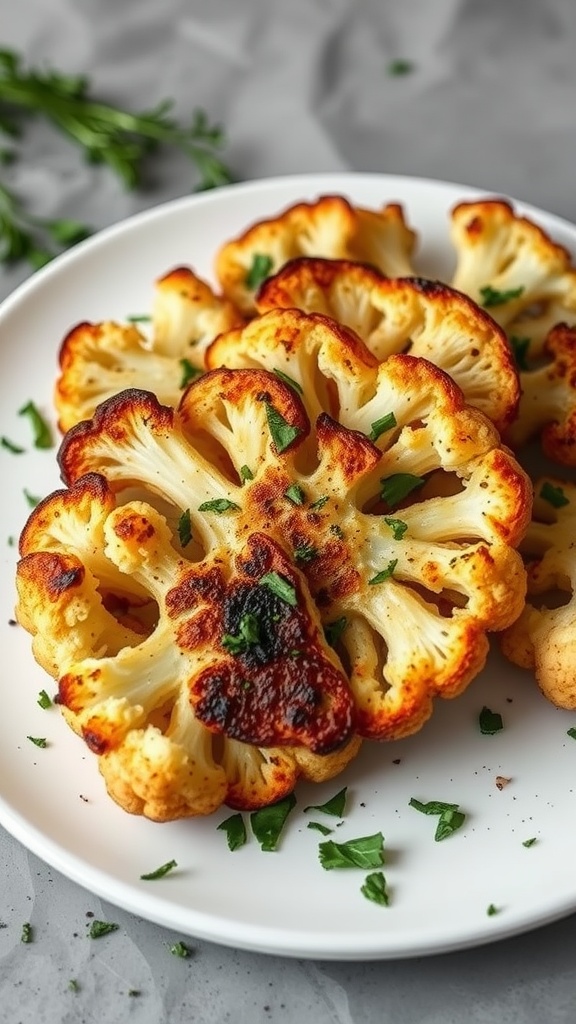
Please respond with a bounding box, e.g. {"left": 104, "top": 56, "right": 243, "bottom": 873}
{"left": 88, "top": 920, "right": 119, "bottom": 939}
{"left": 309, "top": 495, "right": 329, "bottom": 511}
{"left": 319, "top": 832, "right": 385, "bottom": 870}
{"left": 479, "top": 706, "right": 503, "bottom": 735}
{"left": 21, "top": 922, "right": 32, "bottom": 943}
{"left": 540, "top": 481, "right": 570, "bottom": 508}
{"left": 380, "top": 473, "right": 425, "bottom": 508}
{"left": 304, "top": 786, "right": 347, "bottom": 818}
{"left": 387, "top": 59, "right": 414, "bottom": 76}
{"left": 198, "top": 498, "right": 240, "bottom": 514}
{"left": 274, "top": 368, "right": 303, "bottom": 395}
{"left": 480, "top": 285, "right": 524, "bottom": 308}
{"left": 383, "top": 516, "right": 408, "bottom": 540}
{"left": 221, "top": 612, "right": 261, "bottom": 655}
{"left": 369, "top": 412, "right": 397, "bottom": 442}
{"left": 169, "top": 940, "right": 191, "bottom": 957}
{"left": 68, "top": 979, "right": 80, "bottom": 992}
{"left": 264, "top": 402, "right": 300, "bottom": 453}
{"left": 361, "top": 871, "right": 390, "bottom": 906}
{"left": 260, "top": 571, "right": 297, "bottom": 606}
{"left": 294, "top": 543, "right": 318, "bottom": 564}
{"left": 307, "top": 821, "right": 333, "bottom": 836}
{"left": 140, "top": 859, "right": 178, "bottom": 880}
{"left": 18, "top": 400, "right": 53, "bottom": 448}
{"left": 178, "top": 508, "right": 192, "bottom": 547}
{"left": 522, "top": 837, "right": 537, "bottom": 848}
{"left": 49, "top": 218, "right": 90, "bottom": 246}
{"left": 567, "top": 727, "right": 576, "bottom": 740}
{"left": 250, "top": 793, "right": 297, "bottom": 851}
{"left": 27, "top": 735, "right": 47, "bottom": 748}
{"left": 510, "top": 335, "right": 531, "bottom": 371}
{"left": 368, "top": 559, "right": 398, "bottom": 585}
{"left": 37, "top": 689, "right": 52, "bottom": 709}
{"left": 23, "top": 488, "right": 41, "bottom": 508}
{"left": 126, "top": 313, "right": 151, "bottom": 323}
{"left": 179, "top": 358, "right": 202, "bottom": 389}
{"left": 434, "top": 807, "right": 466, "bottom": 841}
{"left": 240, "top": 464, "right": 253, "bottom": 483}
{"left": 486, "top": 903, "right": 499, "bottom": 916}
{"left": 409, "top": 797, "right": 460, "bottom": 816}
{"left": 217, "top": 813, "right": 247, "bottom": 851}
{"left": 324, "top": 616, "right": 348, "bottom": 648}
{"left": 245, "top": 253, "right": 273, "bottom": 291}
{"left": 285, "top": 483, "right": 306, "bottom": 505}
{"left": 1, "top": 436, "right": 24, "bottom": 453}
{"left": 330, "top": 524, "right": 344, "bottom": 539}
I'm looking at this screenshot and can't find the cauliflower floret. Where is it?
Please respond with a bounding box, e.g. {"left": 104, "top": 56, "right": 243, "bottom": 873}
{"left": 501, "top": 477, "right": 576, "bottom": 709}
{"left": 256, "top": 257, "right": 519, "bottom": 432}
{"left": 450, "top": 199, "right": 576, "bottom": 330}
{"left": 215, "top": 195, "right": 416, "bottom": 315}
{"left": 54, "top": 266, "right": 243, "bottom": 432}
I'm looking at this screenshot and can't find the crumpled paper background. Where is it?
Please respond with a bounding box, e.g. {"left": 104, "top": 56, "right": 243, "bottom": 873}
{"left": 3, "top": 1, "right": 576, "bottom": 1021}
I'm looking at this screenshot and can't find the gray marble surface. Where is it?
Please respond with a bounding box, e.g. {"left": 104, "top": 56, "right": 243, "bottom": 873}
{"left": 2, "top": 0, "right": 576, "bottom": 1020}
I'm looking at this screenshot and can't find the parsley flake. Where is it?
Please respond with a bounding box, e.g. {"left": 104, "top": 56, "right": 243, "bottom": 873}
{"left": 387, "top": 59, "right": 413, "bottom": 76}
{"left": 217, "top": 813, "right": 247, "bottom": 851}
{"left": 240, "top": 464, "right": 254, "bottom": 483}
{"left": 383, "top": 516, "right": 408, "bottom": 540}
{"left": 140, "top": 859, "right": 178, "bottom": 880}
{"left": 510, "top": 335, "right": 531, "bottom": 371}
{"left": 324, "top": 616, "right": 348, "bottom": 648}
{"left": 361, "top": 871, "right": 390, "bottom": 906}
{"left": 88, "top": 920, "right": 119, "bottom": 939}
{"left": 245, "top": 253, "right": 273, "bottom": 291}
{"left": 319, "top": 832, "right": 385, "bottom": 870}
{"left": 68, "top": 979, "right": 80, "bottom": 992}
{"left": 179, "top": 358, "right": 201, "bottom": 388}
{"left": 304, "top": 786, "right": 347, "bottom": 817}
{"left": 264, "top": 402, "right": 300, "bottom": 453}
{"left": 27, "top": 735, "right": 47, "bottom": 748}
{"left": 1, "top": 436, "right": 25, "bottom": 454}
{"left": 274, "top": 368, "right": 303, "bottom": 395}
{"left": 178, "top": 508, "right": 193, "bottom": 547}
{"left": 479, "top": 706, "right": 503, "bottom": 735}
{"left": 260, "top": 571, "right": 297, "bottom": 606}
{"left": 479, "top": 285, "right": 524, "bottom": 308}
{"left": 37, "top": 689, "right": 52, "bottom": 709}
{"left": 540, "top": 481, "right": 570, "bottom": 508}
{"left": 369, "top": 412, "right": 397, "bottom": 442}
{"left": 169, "top": 940, "right": 191, "bottom": 958}
{"left": 486, "top": 903, "right": 499, "bottom": 916}
{"left": 380, "top": 473, "right": 425, "bottom": 507}
{"left": 250, "top": 793, "right": 297, "bottom": 851}
{"left": 567, "top": 727, "right": 576, "bottom": 740}
{"left": 307, "top": 821, "right": 333, "bottom": 836}
{"left": 294, "top": 543, "right": 318, "bottom": 564}
{"left": 126, "top": 313, "right": 151, "bottom": 323}
{"left": 368, "top": 559, "right": 398, "bottom": 585}
{"left": 285, "top": 483, "right": 306, "bottom": 505}
{"left": 23, "top": 488, "right": 41, "bottom": 508}
{"left": 522, "top": 837, "right": 538, "bottom": 848}
{"left": 18, "top": 400, "right": 53, "bottom": 448}
{"left": 21, "top": 922, "right": 32, "bottom": 943}
{"left": 222, "top": 612, "right": 260, "bottom": 655}
{"left": 309, "top": 495, "right": 329, "bottom": 511}
{"left": 198, "top": 498, "right": 240, "bottom": 514}
{"left": 409, "top": 798, "right": 466, "bottom": 841}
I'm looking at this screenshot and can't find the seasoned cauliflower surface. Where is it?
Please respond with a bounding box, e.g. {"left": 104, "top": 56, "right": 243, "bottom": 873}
{"left": 55, "top": 266, "right": 243, "bottom": 432}
{"left": 256, "top": 257, "right": 519, "bottom": 432}
{"left": 215, "top": 195, "right": 416, "bottom": 315}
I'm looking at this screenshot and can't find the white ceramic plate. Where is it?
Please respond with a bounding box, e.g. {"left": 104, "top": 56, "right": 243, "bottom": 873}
{"left": 2, "top": 173, "right": 576, "bottom": 961}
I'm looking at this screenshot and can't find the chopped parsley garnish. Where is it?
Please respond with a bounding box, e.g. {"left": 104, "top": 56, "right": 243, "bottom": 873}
{"left": 222, "top": 613, "right": 260, "bottom": 655}
{"left": 274, "top": 368, "right": 303, "bottom": 395}
{"left": 309, "top": 495, "right": 329, "bottom": 511}
{"left": 304, "top": 786, "right": 347, "bottom": 818}
{"left": 126, "top": 313, "right": 151, "bottom": 323}
{"left": 540, "top": 481, "right": 570, "bottom": 508}
{"left": 361, "top": 871, "right": 390, "bottom": 906}
{"left": 567, "top": 727, "right": 576, "bottom": 740}
{"left": 478, "top": 706, "right": 503, "bottom": 735}
{"left": 368, "top": 559, "right": 398, "bottom": 585}
{"left": 88, "top": 920, "right": 119, "bottom": 939}
{"left": 409, "top": 797, "right": 466, "bottom": 841}
{"left": 23, "top": 488, "right": 41, "bottom": 508}
{"left": 250, "top": 793, "right": 297, "bottom": 851}
{"left": 18, "top": 400, "right": 53, "bottom": 448}
{"left": 37, "top": 689, "right": 52, "bottom": 709}
{"left": 387, "top": 58, "right": 413, "bottom": 76}
{"left": 307, "top": 821, "right": 333, "bottom": 836}
{"left": 486, "top": 903, "right": 499, "bottom": 916}
{"left": 522, "top": 837, "right": 537, "bottom": 848}
{"left": 409, "top": 798, "right": 459, "bottom": 816}
{"left": 324, "top": 616, "right": 348, "bottom": 648}
{"left": 21, "top": 923, "right": 32, "bottom": 943}
{"left": 265, "top": 402, "right": 300, "bottom": 453}
{"left": 169, "top": 940, "right": 191, "bottom": 958}
{"left": 179, "top": 357, "right": 201, "bottom": 388}
{"left": 260, "top": 571, "right": 297, "bottom": 606}
{"left": 479, "top": 284, "right": 524, "bottom": 308}
{"left": 68, "top": 979, "right": 80, "bottom": 992}
{"left": 217, "top": 812, "right": 247, "bottom": 851}
{"left": 380, "top": 473, "right": 425, "bottom": 508}
{"left": 140, "top": 859, "right": 178, "bottom": 880}
{"left": 383, "top": 516, "right": 408, "bottom": 540}
{"left": 318, "top": 832, "right": 385, "bottom": 870}
{"left": 330, "top": 524, "right": 344, "bottom": 539}
{"left": 240, "top": 464, "right": 254, "bottom": 483}
{"left": 178, "top": 508, "right": 193, "bottom": 546}
{"left": 294, "top": 543, "right": 318, "bottom": 564}
{"left": 509, "top": 335, "right": 531, "bottom": 371}
{"left": 245, "top": 253, "right": 273, "bottom": 291}
{"left": 8, "top": 536, "right": 15, "bottom": 546}
{"left": 27, "top": 735, "right": 47, "bottom": 748}
{"left": 197, "top": 498, "right": 240, "bottom": 514}
{"left": 285, "top": 483, "right": 306, "bottom": 505}
{"left": 1, "top": 436, "right": 25, "bottom": 453}
{"left": 369, "top": 412, "right": 397, "bottom": 442}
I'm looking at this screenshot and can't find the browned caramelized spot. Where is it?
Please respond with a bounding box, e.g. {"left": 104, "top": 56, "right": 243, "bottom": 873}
{"left": 18, "top": 551, "right": 86, "bottom": 602}
{"left": 166, "top": 565, "right": 225, "bottom": 616}
{"left": 113, "top": 512, "right": 155, "bottom": 544}
{"left": 82, "top": 727, "right": 110, "bottom": 755}
{"left": 177, "top": 606, "right": 221, "bottom": 649}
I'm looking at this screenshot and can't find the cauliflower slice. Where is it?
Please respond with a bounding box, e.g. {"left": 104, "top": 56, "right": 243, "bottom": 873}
{"left": 256, "top": 258, "right": 518, "bottom": 432}
{"left": 501, "top": 477, "right": 576, "bottom": 709}
{"left": 450, "top": 199, "right": 576, "bottom": 330}
{"left": 215, "top": 195, "right": 416, "bottom": 315}
{"left": 54, "top": 266, "right": 243, "bottom": 432}
{"left": 51, "top": 321, "right": 531, "bottom": 745}
{"left": 505, "top": 323, "right": 576, "bottom": 463}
